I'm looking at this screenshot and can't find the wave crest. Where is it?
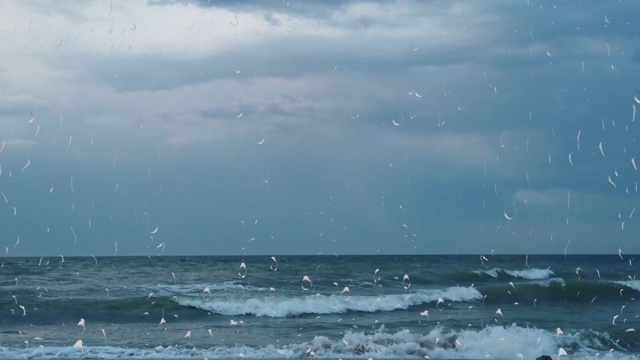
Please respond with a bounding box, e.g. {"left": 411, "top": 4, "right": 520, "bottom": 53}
{"left": 474, "top": 267, "right": 555, "bottom": 280}
{"left": 177, "top": 286, "right": 482, "bottom": 317}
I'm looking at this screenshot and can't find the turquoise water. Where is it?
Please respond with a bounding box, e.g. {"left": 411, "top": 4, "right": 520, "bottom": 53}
{"left": 0, "top": 255, "right": 638, "bottom": 359}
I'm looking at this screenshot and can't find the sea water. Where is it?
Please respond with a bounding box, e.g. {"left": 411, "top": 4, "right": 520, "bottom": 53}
{"left": 0, "top": 255, "right": 638, "bottom": 359}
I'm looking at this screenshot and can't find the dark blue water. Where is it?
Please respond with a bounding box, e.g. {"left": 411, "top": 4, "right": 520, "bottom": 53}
{"left": 0, "top": 255, "right": 638, "bottom": 359}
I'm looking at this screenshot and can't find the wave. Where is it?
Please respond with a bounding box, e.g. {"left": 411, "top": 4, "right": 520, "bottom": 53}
{"left": 9, "top": 295, "right": 191, "bottom": 326}
{"left": 177, "top": 286, "right": 482, "bottom": 317}
{"left": 478, "top": 278, "right": 638, "bottom": 305}
{"left": 0, "top": 325, "right": 636, "bottom": 359}
{"left": 504, "top": 268, "right": 556, "bottom": 280}
{"left": 450, "top": 267, "right": 555, "bottom": 283}
{"left": 131, "top": 281, "right": 260, "bottom": 295}
{"left": 477, "top": 267, "right": 555, "bottom": 280}
{"left": 612, "top": 279, "right": 640, "bottom": 292}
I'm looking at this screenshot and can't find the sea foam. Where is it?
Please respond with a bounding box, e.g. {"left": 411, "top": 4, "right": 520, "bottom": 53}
{"left": 176, "top": 286, "right": 483, "bottom": 317}
{"left": 0, "top": 325, "right": 632, "bottom": 359}
{"left": 477, "top": 267, "right": 555, "bottom": 280}
{"left": 612, "top": 279, "right": 640, "bottom": 292}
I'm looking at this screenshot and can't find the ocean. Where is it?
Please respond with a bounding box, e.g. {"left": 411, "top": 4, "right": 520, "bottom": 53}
{"left": 0, "top": 255, "right": 638, "bottom": 359}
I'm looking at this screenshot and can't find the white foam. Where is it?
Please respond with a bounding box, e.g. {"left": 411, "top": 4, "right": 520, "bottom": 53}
{"left": 613, "top": 279, "right": 640, "bottom": 292}
{"left": 505, "top": 268, "right": 555, "bottom": 280}
{"left": 532, "top": 277, "right": 566, "bottom": 287}
{"left": 476, "top": 267, "right": 554, "bottom": 280}
{"left": 0, "top": 326, "right": 633, "bottom": 359}
{"left": 177, "top": 286, "right": 482, "bottom": 317}
{"left": 476, "top": 268, "right": 500, "bottom": 277}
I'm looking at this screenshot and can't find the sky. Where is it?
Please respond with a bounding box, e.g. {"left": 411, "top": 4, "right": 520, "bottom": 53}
{"left": 0, "top": 0, "right": 639, "bottom": 256}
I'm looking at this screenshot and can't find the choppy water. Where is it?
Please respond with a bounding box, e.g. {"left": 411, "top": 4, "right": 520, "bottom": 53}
{"left": 0, "top": 255, "right": 638, "bottom": 359}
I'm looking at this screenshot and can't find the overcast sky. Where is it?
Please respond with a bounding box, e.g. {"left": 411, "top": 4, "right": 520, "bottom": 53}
{"left": 0, "top": 0, "right": 639, "bottom": 256}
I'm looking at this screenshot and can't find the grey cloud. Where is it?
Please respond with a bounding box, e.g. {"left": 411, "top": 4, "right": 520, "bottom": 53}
{"left": 148, "top": 0, "right": 380, "bottom": 19}
{"left": 2, "top": 0, "right": 639, "bottom": 255}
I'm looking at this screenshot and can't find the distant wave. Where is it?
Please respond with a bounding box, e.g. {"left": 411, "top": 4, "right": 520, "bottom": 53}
{"left": 450, "top": 267, "right": 555, "bottom": 283}
{"left": 504, "top": 268, "right": 556, "bottom": 280}
{"left": 472, "top": 267, "right": 555, "bottom": 280}
{"left": 176, "top": 286, "right": 482, "bottom": 317}
{"left": 479, "top": 278, "right": 638, "bottom": 305}
{"left": 530, "top": 277, "right": 567, "bottom": 287}
{"left": 137, "top": 281, "right": 255, "bottom": 295}
{"left": 0, "top": 325, "right": 635, "bottom": 359}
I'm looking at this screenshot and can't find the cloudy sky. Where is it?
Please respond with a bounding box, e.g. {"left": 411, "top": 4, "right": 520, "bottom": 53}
{"left": 0, "top": 0, "right": 638, "bottom": 256}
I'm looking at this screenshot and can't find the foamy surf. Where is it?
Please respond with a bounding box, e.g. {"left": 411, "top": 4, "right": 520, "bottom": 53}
{"left": 0, "top": 325, "right": 633, "bottom": 359}
{"left": 176, "top": 286, "right": 483, "bottom": 317}
{"left": 613, "top": 279, "right": 640, "bottom": 292}
{"left": 475, "top": 267, "right": 555, "bottom": 280}
{"left": 531, "top": 277, "right": 566, "bottom": 287}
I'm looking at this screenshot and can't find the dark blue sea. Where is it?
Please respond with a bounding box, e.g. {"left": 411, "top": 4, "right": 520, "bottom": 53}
{"left": 0, "top": 255, "right": 638, "bottom": 359}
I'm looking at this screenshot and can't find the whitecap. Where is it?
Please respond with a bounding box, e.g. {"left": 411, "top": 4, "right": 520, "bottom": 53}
{"left": 176, "top": 286, "right": 483, "bottom": 317}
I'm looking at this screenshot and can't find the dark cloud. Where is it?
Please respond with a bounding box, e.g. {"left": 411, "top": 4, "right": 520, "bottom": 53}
{"left": 148, "top": 0, "right": 370, "bottom": 19}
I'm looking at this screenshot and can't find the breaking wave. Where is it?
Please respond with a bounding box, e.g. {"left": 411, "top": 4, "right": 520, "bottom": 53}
{"left": 177, "top": 286, "right": 482, "bottom": 317}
